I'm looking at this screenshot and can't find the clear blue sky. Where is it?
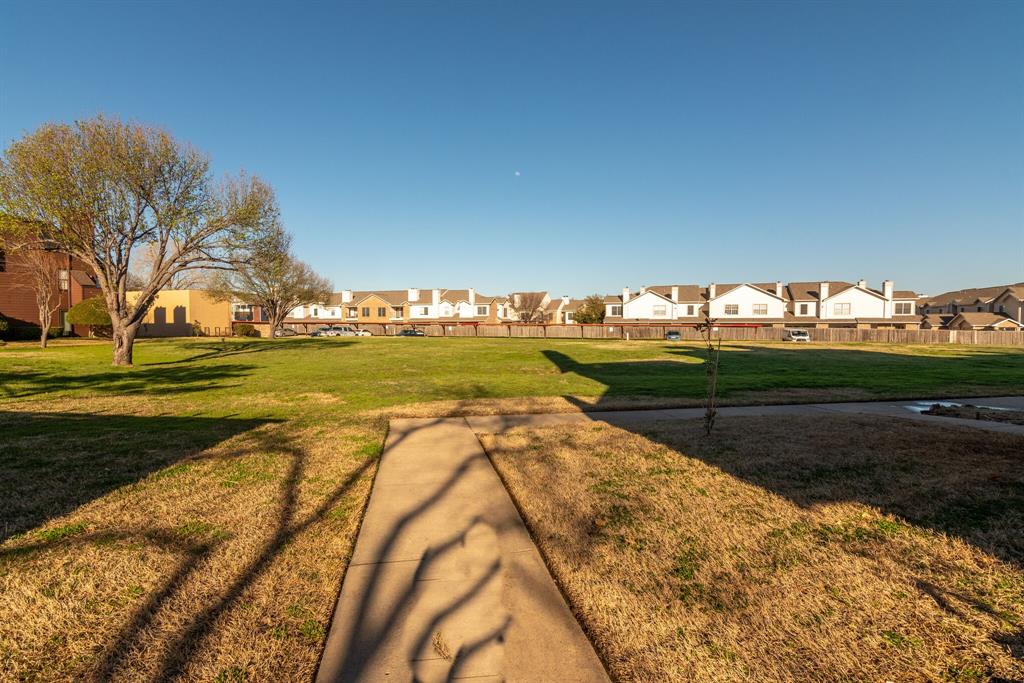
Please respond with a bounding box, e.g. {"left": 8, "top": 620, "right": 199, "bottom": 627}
{"left": 2, "top": 1, "right": 1021, "bottom": 297}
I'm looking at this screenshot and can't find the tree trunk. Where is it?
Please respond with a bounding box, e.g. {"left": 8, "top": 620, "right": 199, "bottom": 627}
{"left": 269, "top": 310, "right": 286, "bottom": 339}
{"left": 112, "top": 322, "right": 140, "bottom": 366}
{"left": 38, "top": 309, "right": 51, "bottom": 349}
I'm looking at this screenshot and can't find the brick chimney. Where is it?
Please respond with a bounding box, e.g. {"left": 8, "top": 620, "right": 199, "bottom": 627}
{"left": 671, "top": 286, "right": 679, "bottom": 302}
{"left": 622, "top": 287, "right": 630, "bottom": 304}
{"left": 407, "top": 288, "right": 419, "bottom": 302}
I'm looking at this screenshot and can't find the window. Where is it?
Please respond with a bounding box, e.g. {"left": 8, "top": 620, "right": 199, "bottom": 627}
{"left": 58, "top": 270, "right": 69, "bottom": 291}
{"left": 476, "top": 305, "right": 488, "bottom": 316}
{"left": 232, "top": 304, "right": 254, "bottom": 322}
{"left": 361, "top": 307, "right": 369, "bottom": 317}
{"left": 799, "top": 303, "right": 809, "bottom": 315}
{"left": 377, "top": 307, "right": 387, "bottom": 317}
{"left": 687, "top": 305, "right": 695, "bottom": 316}
{"left": 392, "top": 307, "right": 404, "bottom": 318}
{"left": 724, "top": 304, "right": 739, "bottom": 315}
{"left": 653, "top": 305, "right": 667, "bottom": 316}
{"left": 894, "top": 302, "right": 913, "bottom": 315}
{"left": 565, "top": 311, "right": 574, "bottom": 322}
{"left": 312, "top": 307, "right": 319, "bottom": 317}
{"left": 833, "top": 303, "right": 851, "bottom": 315}
{"left": 347, "top": 307, "right": 357, "bottom": 317}
{"left": 420, "top": 306, "right": 429, "bottom": 315}
{"left": 752, "top": 304, "right": 768, "bottom": 315}
{"left": 610, "top": 305, "right": 622, "bottom": 316}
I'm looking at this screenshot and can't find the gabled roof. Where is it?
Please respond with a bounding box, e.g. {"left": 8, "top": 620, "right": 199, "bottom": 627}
{"left": 71, "top": 270, "right": 97, "bottom": 287}
{"left": 344, "top": 290, "right": 412, "bottom": 306}
{"left": 949, "top": 311, "right": 1022, "bottom": 328}
{"left": 711, "top": 283, "right": 786, "bottom": 301}
{"left": 919, "top": 283, "right": 1024, "bottom": 306}
{"left": 993, "top": 285, "right": 1024, "bottom": 301}
{"left": 645, "top": 284, "right": 705, "bottom": 302}
{"left": 629, "top": 289, "right": 676, "bottom": 304}
{"left": 820, "top": 282, "right": 886, "bottom": 302}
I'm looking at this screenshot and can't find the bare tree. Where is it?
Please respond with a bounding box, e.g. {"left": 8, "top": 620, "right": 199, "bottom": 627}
{"left": 0, "top": 235, "right": 64, "bottom": 348}
{"left": 130, "top": 242, "right": 212, "bottom": 290}
{"left": 0, "top": 116, "right": 279, "bottom": 365}
{"left": 510, "top": 292, "right": 547, "bottom": 323}
{"left": 206, "top": 226, "right": 331, "bottom": 337}
{"left": 696, "top": 314, "right": 722, "bottom": 436}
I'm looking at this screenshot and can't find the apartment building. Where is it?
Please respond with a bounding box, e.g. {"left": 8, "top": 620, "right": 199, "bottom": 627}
{"left": 918, "top": 283, "right": 1024, "bottom": 324}
{"left": 0, "top": 247, "right": 101, "bottom": 336}
{"left": 604, "top": 280, "right": 922, "bottom": 329}
{"left": 281, "top": 288, "right": 515, "bottom": 325}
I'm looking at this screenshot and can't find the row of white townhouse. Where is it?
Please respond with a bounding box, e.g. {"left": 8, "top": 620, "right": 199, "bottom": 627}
{"left": 602, "top": 280, "right": 924, "bottom": 328}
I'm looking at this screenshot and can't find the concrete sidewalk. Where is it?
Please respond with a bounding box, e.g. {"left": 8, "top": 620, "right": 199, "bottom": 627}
{"left": 317, "top": 417, "right": 609, "bottom": 683}
{"left": 464, "top": 396, "right": 1024, "bottom": 435}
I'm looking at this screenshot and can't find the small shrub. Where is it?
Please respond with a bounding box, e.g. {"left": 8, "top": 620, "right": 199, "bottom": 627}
{"left": 234, "top": 323, "right": 260, "bottom": 338}
{"left": 67, "top": 296, "right": 112, "bottom": 337}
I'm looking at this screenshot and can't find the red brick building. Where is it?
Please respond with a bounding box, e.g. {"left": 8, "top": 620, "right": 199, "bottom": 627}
{"left": 0, "top": 247, "right": 101, "bottom": 336}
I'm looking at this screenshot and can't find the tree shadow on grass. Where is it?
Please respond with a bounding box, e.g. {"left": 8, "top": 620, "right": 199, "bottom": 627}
{"left": 0, "top": 362, "right": 256, "bottom": 399}
{"left": 542, "top": 344, "right": 1024, "bottom": 404}
{"left": 143, "top": 338, "right": 355, "bottom": 366}
{"left": 0, "top": 411, "right": 276, "bottom": 542}
{"left": 541, "top": 348, "right": 1024, "bottom": 567}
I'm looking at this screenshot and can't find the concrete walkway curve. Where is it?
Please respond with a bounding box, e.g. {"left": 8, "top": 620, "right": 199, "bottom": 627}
{"left": 317, "top": 417, "right": 610, "bottom": 683}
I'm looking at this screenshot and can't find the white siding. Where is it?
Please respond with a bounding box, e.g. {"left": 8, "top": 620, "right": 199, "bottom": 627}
{"left": 621, "top": 291, "right": 676, "bottom": 319}
{"left": 821, "top": 287, "right": 885, "bottom": 319}
{"left": 708, "top": 285, "right": 785, "bottom": 318}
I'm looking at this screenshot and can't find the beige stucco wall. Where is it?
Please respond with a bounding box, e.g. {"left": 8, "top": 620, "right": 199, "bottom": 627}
{"left": 128, "top": 290, "right": 233, "bottom": 337}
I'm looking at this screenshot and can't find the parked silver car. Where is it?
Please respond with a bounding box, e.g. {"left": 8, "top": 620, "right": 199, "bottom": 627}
{"left": 783, "top": 328, "right": 811, "bottom": 342}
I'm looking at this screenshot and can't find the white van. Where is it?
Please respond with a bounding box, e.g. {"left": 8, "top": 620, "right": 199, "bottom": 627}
{"left": 783, "top": 328, "right": 811, "bottom": 342}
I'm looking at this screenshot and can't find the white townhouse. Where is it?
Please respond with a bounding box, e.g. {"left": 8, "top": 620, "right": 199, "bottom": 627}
{"left": 604, "top": 285, "right": 705, "bottom": 322}
{"left": 604, "top": 279, "right": 923, "bottom": 329}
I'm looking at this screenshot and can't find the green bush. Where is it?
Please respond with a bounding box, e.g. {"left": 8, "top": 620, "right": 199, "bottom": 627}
{"left": 0, "top": 314, "right": 8, "bottom": 337}
{"left": 234, "top": 323, "right": 260, "bottom": 338}
{"left": 66, "top": 296, "right": 112, "bottom": 337}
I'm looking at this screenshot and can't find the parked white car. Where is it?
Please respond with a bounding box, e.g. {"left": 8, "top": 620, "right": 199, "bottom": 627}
{"left": 783, "top": 328, "right": 811, "bottom": 342}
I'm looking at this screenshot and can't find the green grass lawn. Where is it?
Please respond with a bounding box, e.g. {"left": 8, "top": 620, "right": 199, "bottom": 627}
{"left": 4, "top": 336, "right": 1023, "bottom": 411}
{"left": 1, "top": 336, "right": 1022, "bottom": 680}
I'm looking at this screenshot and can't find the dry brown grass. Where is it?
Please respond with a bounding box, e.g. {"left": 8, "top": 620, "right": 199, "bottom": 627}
{"left": 482, "top": 415, "right": 1024, "bottom": 683}
{"left": 924, "top": 404, "right": 1024, "bottom": 426}
{"left": 0, "top": 398, "right": 378, "bottom": 681}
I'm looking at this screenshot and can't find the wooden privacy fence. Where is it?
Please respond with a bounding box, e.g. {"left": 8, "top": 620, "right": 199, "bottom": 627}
{"left": 247, "top": 321, "right": 1024, "bottom": 346}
